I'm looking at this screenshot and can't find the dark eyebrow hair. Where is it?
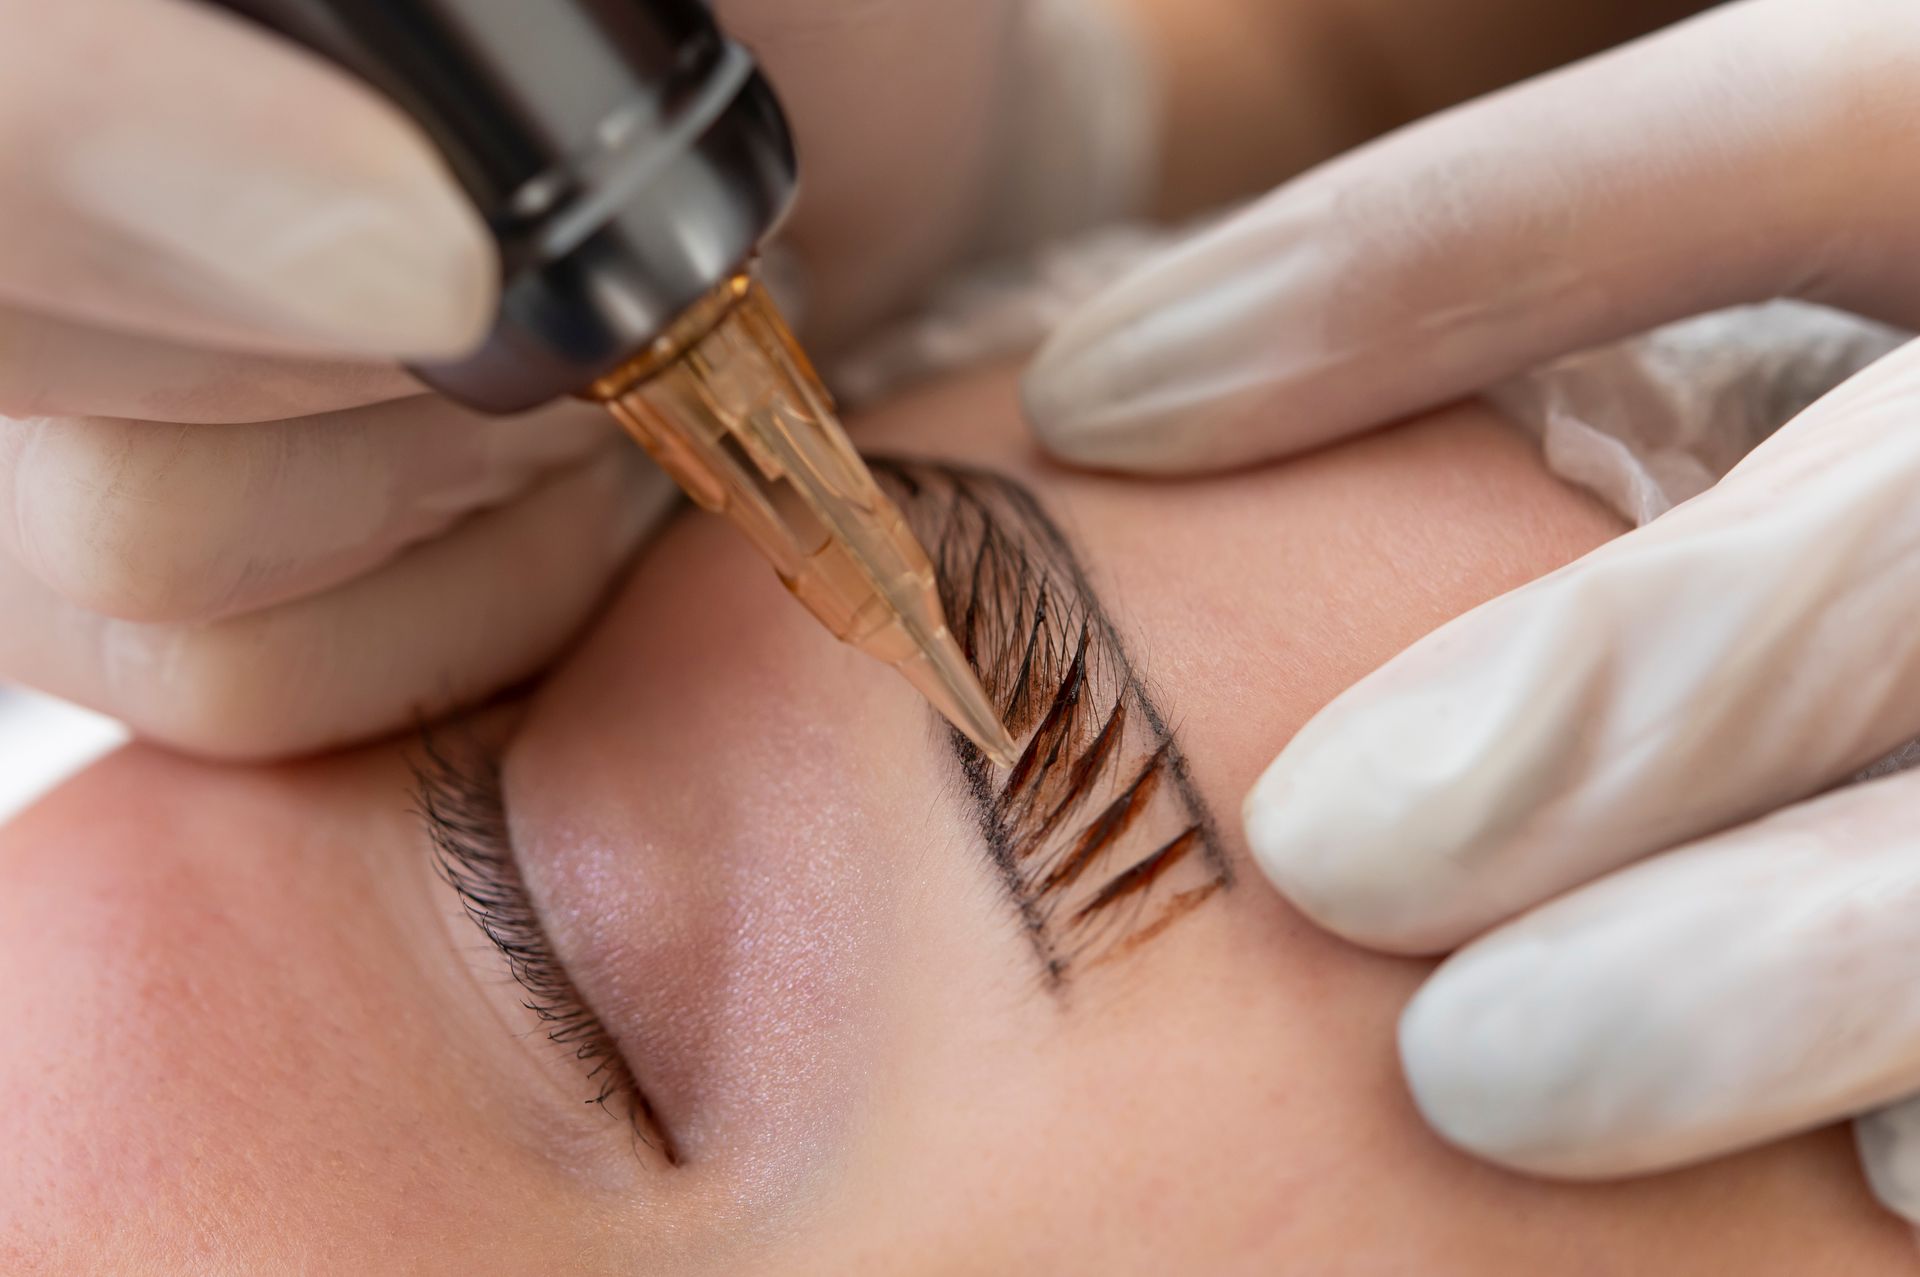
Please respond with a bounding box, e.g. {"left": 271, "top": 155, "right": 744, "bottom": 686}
{"left": 873, "top": 459, "right": 1232, "bottom": 986}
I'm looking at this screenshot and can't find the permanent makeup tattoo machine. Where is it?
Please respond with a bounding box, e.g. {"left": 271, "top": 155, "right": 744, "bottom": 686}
{"left": 204, "top": 0, "right": 1017, "bottom": 765}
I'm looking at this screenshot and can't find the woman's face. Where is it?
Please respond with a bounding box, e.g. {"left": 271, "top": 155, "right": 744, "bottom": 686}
{"left": 2, "top": 368, "right": 1904, "bottom": 1273}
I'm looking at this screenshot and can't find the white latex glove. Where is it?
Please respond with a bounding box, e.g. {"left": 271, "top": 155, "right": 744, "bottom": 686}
{"left": 1024, "top": 0, "right": 1920, "bottom": 1222}
{"left": 2, "top": 0, "right": 1150, "bottom": 759}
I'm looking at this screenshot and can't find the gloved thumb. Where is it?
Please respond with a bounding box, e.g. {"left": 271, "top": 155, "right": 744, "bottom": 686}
{"left": 1858, "top": 1097, "right": 1920, "bottom": 1229}
{"left": 1021, "top": 0, "right": 1920, "bottom": 472}
{"left": 1, "top": 0, "right": 493, "bottom": 359}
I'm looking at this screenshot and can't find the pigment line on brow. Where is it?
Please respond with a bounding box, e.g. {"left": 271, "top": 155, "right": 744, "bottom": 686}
{"left": 1039, "top": 739, "right": 1171, "bottom": 897}
{"left": 903, "top": 462, "right": 1227, "bottom": 893}
{"left": 955, "top": 730, "right": 1063, "bottom": 978}
{"left": 1003, "top": 582, "right": 1050, "bottom": 727}
{"left": 998, "top": 620, "right": 1090, "bottom": 817}
{"left": 872, "top": 458, "right": 1233, "bottom": 982}
{"left": 969, "top": 466, "right": 1232, "bottom": 890}
{"left": 1071, "top": 824, "right": 1203, "bottom": 926}
{"left": 1029, "top": 695, "right": 1127, "bottom": 846}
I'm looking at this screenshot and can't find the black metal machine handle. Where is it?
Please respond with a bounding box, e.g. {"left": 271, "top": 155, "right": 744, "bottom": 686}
{"left": 204, "top": 0, "right": 798, "bottom": 412}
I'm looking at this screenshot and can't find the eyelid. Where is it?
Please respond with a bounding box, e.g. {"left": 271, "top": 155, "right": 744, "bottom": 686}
{"left": 411, "top": 732, "right": 680, "bottom": 1164}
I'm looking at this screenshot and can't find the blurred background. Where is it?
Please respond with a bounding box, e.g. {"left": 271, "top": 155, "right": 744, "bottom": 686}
{"left": 0, "top": 689, "right": 124, "bottom": 823}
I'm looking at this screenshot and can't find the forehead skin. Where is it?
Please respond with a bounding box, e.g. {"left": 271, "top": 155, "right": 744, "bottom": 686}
{"left": 1, "top": 367, "right": 1909, "bottom": 1273}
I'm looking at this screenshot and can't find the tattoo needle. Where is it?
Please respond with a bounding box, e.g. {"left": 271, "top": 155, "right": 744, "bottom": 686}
{"left": 591, "top": 273, "right": 1020, "bottom": 768}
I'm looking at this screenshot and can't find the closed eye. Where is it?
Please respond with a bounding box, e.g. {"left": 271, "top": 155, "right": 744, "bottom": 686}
{"left": 415, "top": 456, "right": 1232, "bottom": 1148}
{"left": 412, "top": 732, "right": 681, "bottom": 1163}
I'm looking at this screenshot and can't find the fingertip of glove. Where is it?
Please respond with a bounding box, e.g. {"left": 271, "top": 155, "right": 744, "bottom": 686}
{"left": 1399, "top": 957, "right": 1553, "bottom": 1169}
{"left": 35, "top": 0, "right": 503, "bottom": 362}
{"left": 246, "top": 171, "right": 500, "bottom": 361}
{"left": 1395, "top": 937, "right": 1642, "bottom": 1180}
{"left": 1857, "top": 1104, "right": 1920, "bottom": 1228}
{"left": 1022, "top": 286, "right": 1220, "bottom": 472}
{"left": 1021, "top": 339, "right": 1271, "bottom": 475}
{"left": 1240, "top": 742, "right": 1478, "bottom": 956}
{"left": 1020, "top": 337, "right": 1109, "bottom": 461}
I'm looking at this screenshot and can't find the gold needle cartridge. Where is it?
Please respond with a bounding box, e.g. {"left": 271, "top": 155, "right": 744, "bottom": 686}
{"left": 213, "top": 2, "right": 1008, "bottom": 761}
{"left": 590, "top": 271, "right": 1020, "bottom": 768}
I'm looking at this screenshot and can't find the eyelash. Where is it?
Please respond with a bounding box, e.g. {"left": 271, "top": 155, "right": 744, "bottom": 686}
{"left": 416, "top": 461, "right": 1215, "bottom": 1110}
{"left": 412, "top": 734, "right": 679, "bottom": 1164}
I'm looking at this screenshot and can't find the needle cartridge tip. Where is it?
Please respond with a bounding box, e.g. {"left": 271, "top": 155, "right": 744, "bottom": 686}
{"left": 593, "top": 271, "right": 1020, "bottom": 767}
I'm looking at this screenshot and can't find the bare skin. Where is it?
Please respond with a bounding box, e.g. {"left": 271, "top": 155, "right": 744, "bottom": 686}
{"left": 2, "top": 367, "right": 1909, "bottom": 1274}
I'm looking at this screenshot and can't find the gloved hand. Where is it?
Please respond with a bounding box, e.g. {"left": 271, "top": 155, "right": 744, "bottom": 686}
{"left": 1, "top": 0, "right": 1149, "bottom": 758}
{"left": 1024, "top": 0, "right": 1920, "bottom": 1222}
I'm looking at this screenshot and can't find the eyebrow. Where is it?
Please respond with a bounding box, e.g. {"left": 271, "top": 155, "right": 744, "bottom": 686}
{"left": 874, "top": 459, "right": 1232, "bottom": 985}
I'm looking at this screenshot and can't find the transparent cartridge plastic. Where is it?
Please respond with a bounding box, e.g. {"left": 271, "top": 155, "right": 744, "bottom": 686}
{"left": 591, "top": 272, "right": 1018, "bottom": 767}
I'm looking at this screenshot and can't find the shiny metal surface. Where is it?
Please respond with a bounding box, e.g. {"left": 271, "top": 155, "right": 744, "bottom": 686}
{"left": 205, "top": 0, "right": 798, "bottom": 412}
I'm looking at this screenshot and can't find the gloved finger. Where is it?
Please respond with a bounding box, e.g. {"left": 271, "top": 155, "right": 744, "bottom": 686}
{"left": 1397, "top": 769, "right": 1920, "bottom": 1179}
{"left": 1023, "top": 0, "right": 1920, "bottom": 472}
{"left": 1246, "top": 340, "right": 1920, "bottom": 952}
{"left": 0, "top": 0, "right": 492, "bottom": 358}
{"left": 0, "top": 304, "right": 413, "bottom": 423}
{"left": 1857, "top": 1096, "right": 1920, "bottom": 1226}
{"left": 0, "top": 443, "right": 676, "bottom": 760}
{"left": 1, "top": 394, "right": 616, "bottom": 625}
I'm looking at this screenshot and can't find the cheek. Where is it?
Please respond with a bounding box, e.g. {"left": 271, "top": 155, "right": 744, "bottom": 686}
{"left": 0, "top": 751, "right": 591, "bottom": 1271}
{"left": 784, "top": 876, "right": 1439, "bottom": 1273}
